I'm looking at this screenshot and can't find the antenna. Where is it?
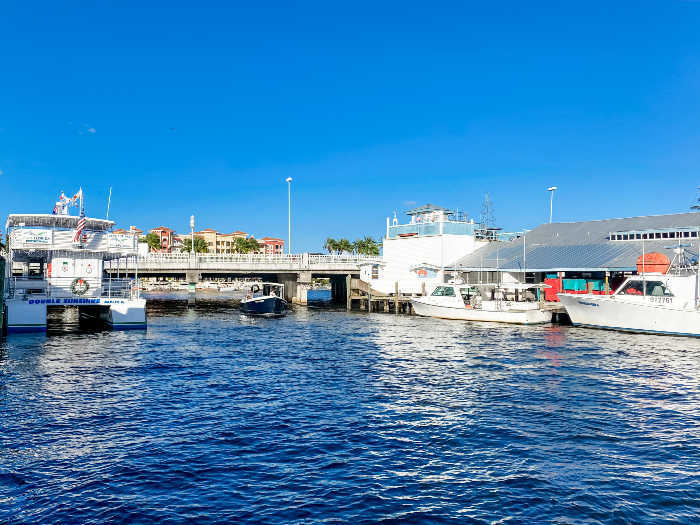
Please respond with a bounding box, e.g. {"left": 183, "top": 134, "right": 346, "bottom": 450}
{"left": 480, "top": 193, "right": 495, "bottom": 231}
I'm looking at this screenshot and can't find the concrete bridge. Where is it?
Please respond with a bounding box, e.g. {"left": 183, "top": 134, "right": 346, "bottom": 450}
{"left": 105, "top": 253, "right": 379, "bottom": 303}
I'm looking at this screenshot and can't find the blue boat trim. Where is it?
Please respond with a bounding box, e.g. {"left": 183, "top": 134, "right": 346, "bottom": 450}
{"left": 572, "top": 323, "right": 700, "bottom": 338}
{"left": 7, "top": 325, "right": 47, "bottom": 333}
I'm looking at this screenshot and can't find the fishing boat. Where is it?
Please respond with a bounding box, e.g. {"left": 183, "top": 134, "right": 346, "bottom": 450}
{"left": 240, "top": 282, "right": 287, "bottom": 317}
{"left": 411, "top": 282, "right": 552, "bottom": 324}
{"left": 558, "top": 248, "right": 700, "bottom": 336}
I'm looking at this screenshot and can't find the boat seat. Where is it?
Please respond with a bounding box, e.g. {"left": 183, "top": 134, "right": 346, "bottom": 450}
{"left": 650, "top": 286, "right": 665, "bottom": 297}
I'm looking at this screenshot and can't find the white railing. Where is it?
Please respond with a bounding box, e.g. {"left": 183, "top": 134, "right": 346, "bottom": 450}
{"left": 7, "top": 277, "right": 137, "bottom": 299}
{"left": 115, "top": 252, "right": 381, "bottom": 270}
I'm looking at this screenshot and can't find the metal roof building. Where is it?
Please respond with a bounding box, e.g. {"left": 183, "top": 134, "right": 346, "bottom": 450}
{"left": 450, "top": 212, "right": 700, "bottom": 273}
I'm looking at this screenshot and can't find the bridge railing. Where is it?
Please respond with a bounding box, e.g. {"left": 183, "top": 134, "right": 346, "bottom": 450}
{"left": 132, "top": 253, "right": 379, "bottom": 264}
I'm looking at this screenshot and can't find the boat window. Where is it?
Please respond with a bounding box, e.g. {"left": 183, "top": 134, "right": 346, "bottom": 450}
{"left": 617, "top": 280, "right": 673, "bottom": 297}
{"left": 431, "top": 286, "right": 455, "bottom": 297}
{"left": 617, "top": 281, "right": 644, "bottom": 295}
{"left": 644, "top": 280, "right": 673, "bottom": 297}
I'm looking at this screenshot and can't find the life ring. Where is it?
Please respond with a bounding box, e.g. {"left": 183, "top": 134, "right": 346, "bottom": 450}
{"left": 71, "top": 278, "right": 90, "bottom": 296}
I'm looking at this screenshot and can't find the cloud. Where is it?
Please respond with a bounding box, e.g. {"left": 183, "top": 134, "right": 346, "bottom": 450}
{"left": 0, "top": 169, "right": 3, "bottom": 176}
{"left": 87, "top": 127, "right": 96, "bottom": 134}
{"left": 403, "top": 200, "right": 417, "bottom": 207}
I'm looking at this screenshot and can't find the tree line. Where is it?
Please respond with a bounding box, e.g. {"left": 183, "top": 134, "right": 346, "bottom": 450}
{"left": 140, "top": 233, "right": 262, "bottom": 254}
{"left": 323, "top": 236, "right": 380, "bottom": 256}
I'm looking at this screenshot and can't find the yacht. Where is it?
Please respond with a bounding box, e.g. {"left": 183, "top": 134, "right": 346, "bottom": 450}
{"left": 240, "top": 282, "right": 287, "bottom": 317}
{"left": 558, "top": 249, "right": 700, "bottom": 336}
{"left": 411, "top": 282, "right": 552, "bottom": 324}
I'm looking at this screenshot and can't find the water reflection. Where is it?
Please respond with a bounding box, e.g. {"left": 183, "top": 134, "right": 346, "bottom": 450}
{"left": 2, "top": 306, "right": 700, "bottom": 522}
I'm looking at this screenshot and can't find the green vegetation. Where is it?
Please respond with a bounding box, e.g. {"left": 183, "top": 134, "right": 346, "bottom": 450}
{"left": 182, "top": 237, "right": 209, "bottom": 253}
{"left": 234, "top": 237, "right": 262, "bottom": 254}
{"left": 141, "top": 232, "right": 161, "bottom": 252}
{"left": 324, "top": 236, "right": 380, "bottom": 255}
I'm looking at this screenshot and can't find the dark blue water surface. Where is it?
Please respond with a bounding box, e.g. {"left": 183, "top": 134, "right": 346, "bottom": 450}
{"left": 2, "top": 303, "right": 700, "bottom": 523}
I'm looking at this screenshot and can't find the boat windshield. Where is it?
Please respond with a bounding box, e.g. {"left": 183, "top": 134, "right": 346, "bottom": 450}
{"left": 617, "top": 280, "right": 674, "bottom": 297}
{"left": 431, "top": 286, "right": 455, "bottom": 297}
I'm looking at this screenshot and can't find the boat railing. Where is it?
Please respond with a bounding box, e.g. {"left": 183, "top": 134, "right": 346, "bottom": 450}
{"left": 5, "top": 276, "right": 138, "bottom": 300}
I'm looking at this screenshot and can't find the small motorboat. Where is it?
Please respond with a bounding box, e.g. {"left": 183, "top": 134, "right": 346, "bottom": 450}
{"left": 240, "top": 282, "right": 287, "bottom": 317}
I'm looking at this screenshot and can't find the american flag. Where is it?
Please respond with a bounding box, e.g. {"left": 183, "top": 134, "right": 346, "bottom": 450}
{"left": 73, "top": 208, "right": 86, "bottom": 243}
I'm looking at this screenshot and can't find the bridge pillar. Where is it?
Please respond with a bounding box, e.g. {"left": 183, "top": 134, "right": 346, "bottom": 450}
{"left": 186, "top": 270, "right": 199, "bottom": 306}
{"left": 276, "top": 273, "right": 298, "bottom": 303}
{"left": 294, "top": 271, "right": 312, "bottom": 305}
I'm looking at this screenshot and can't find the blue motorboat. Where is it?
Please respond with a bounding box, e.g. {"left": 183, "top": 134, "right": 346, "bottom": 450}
{"left": 240, "top": 282, "right": 288, "bottom": 317}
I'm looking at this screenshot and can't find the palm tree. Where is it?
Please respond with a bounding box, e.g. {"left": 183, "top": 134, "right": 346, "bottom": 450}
{"left": 353, "top": 236, "right": 380, "bottom": 255}
{"left": 324, "top": 237, "right": 337, "bottom": 254}
{"left": 143, "top": 232, "right": 161, "bottom": 252}
{"left": 234, "top": 237, "right": 262, "bottom": 254}
{"left": 183, "top": 237, "right": 208, "bottom": 253}
{"left": 336, "top": 238, "right": 353, "bottom": 254}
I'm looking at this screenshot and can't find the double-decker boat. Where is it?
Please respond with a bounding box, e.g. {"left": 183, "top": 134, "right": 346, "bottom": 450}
{"left": 3, "top": 192, "right": 146, "bottom": 333}
{"left": 558, "top": 248, "right": 700, "bottom": 337}
{"left": 411, "top": 282, "right": 552, "bottom": 324}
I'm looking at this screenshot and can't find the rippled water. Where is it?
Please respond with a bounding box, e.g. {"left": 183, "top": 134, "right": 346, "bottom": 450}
{"left": 2, "top": 304, "right": 700, "bottom": 523}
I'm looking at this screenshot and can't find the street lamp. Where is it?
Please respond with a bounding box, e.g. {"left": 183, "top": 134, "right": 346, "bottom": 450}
{"left": 190, "top": 214, "right": 195, "bottom": 255}
{"left": 547, "top": 186, "right": 558, "bottom": 224}
{"left": 286, "top": 177, "right": 292, "bottom": 254}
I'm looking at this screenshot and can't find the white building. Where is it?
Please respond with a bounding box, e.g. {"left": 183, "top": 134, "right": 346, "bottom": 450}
{"left": 360, "top": 204, "right": 514, "bottom": 295}
{"left": 4, "top": 213, "right": 146, "bottom": 333}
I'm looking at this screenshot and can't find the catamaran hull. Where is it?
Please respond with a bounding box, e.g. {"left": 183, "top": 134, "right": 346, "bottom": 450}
{"left": 240, "top": 297, "right": 287, "bottom": 317}
{"left": 411, "top": 299, "right": 552, "bottom": 325}
{"left": 558, "top": 293, "right": 700, "bottom": 337}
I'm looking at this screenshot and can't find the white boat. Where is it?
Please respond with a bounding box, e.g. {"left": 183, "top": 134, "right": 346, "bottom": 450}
{"left": 559, "top": 250, "right": 700, "bottom": 336}
{"left": 3, "top": 191, "right": 146, "bottom": 333}
{"left": 411, "top": 283, "right": 552, "bottom": 324}
{"left": 359, "top": 204, "right": 518, "bottom": 296}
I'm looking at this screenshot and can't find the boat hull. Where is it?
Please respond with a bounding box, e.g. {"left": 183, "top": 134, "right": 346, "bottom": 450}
{"left": 411, "top": 298, "right": 552, "bottom": 325}
{"left": 558, "top": 293, "right": 700, "bottom": 337}
{"left": 240, "top": 296, "right": 287, "bottom": 317}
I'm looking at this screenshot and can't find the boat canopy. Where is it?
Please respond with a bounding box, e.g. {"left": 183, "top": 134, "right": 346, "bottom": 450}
{"left": 6, "top": 214, "right": 115, "bottom": 231}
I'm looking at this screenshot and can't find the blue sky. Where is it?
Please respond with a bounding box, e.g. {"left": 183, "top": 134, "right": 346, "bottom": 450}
{"left": 2, "top": 1, "right": 700, "bottom": 251}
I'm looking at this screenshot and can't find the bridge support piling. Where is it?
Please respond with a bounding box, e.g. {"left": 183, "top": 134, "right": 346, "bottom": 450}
{"left": 276, "top": 273, "right": 298, "bottom": 303}
{"left": 294, "top": 271, "right": 312, "bottom": 305}
{"left": 186, "top": 270, "right": 199, "bottom": 307}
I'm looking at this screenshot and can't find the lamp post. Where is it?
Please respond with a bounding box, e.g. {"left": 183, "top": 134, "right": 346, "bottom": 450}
{"left": 547, "top": 186, "right": 558, "bottom": 224}
{"left": 286, "top": 177, "right": 292, "bottom": 254}
{"left": 190, "top": 214, "right": 195, "bottom": 257}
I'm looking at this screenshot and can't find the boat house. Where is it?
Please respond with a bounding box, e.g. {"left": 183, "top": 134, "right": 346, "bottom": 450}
{"left": 450, "top": 212, "right": 700, "bottom": 298}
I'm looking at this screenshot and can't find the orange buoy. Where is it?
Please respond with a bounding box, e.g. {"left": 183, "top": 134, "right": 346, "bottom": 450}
{"left": 636, "top": 252, "right": 670, "bottom": 274}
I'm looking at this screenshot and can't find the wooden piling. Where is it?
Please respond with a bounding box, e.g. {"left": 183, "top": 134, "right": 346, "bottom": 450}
{"left": 394, "top": 281, "right": 399, "bottom": 314}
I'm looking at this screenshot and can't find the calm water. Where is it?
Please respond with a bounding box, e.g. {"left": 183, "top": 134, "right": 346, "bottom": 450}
{"left": 2, "top": 303, "right": 700, "bottom": 523}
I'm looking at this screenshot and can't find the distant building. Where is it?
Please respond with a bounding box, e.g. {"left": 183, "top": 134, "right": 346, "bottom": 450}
{"left": 260, "top": 237, "right": 285, "bottom": 255}
{"left": 150, "top": 226, "right": 175, "bottom": 253}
